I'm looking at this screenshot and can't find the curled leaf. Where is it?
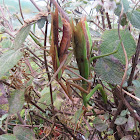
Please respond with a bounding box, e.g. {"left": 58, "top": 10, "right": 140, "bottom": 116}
{"left": 50, "top": 8, "right": 59, "bottom": 74}
{"left": 59, "top": 18, "right": 71, "bottom": 63}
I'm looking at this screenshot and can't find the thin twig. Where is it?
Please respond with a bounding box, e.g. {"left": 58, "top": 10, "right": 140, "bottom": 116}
{"left": 25, "top": 47, "right": 44, "bottom": 64}
{"left": 50, "top": 0, "right": 69, "bottom": 22}
{"left": 110, "top": 100, "right": 123, "bottom": 128}
{"left": 18, "top": 0, "right": 24, "bottom": 21}
{"left": 123, "top": 97, "right": 140, "bottom": 123}
{"left": 0, "top": 128, "right": 6, "bottom": 135}
{"left": 90, "top": 20, "right": 105, "bottom": 31}
{"left": 118, "top": 86, "right": 140, "bottom": 102}
{"left": 100, "top": 9, "right": 105, "bottom": 29}
{"left": 134, "top": 119, "right": 139, "bottom": 140}
{"left": 65, "top": 66, "right": 90, "bottom": 83}
{"left": 30, "top": 101, "right": 46, "bottom": 114}
{"left": 43, "top": 20, "right": 54, "bottom": 112}
{"left": 17, "top": 112, "right": 26, "bottom": 125}
{"left": 6, "top": 123, "right": 43, "bottom": 128}
{"left": 33, "top": 112, "right": 78, "bottom": 139}
{"left": 128, "top": 34, "right": 140, "bottom": 86}
{"left": 106, "top": 12, "right": 112, "bottom": 29}
{"left": 0, "top": 80, "right": 16, "bottom": 89}
{"left": 47, "top": 55, "right": 68, "bottom": 86}
{"left": 30, "top": 0, "right": 41, "bottom": 11}
{"left": 118, "top": 5, "right": 128, "bottom": 91}
{"left": 29, "top": 0, "right": 45, "bottom": 36}
{"left": 0, "top": 5, "right": 13, "bottom": 31}
{"left": 55, "top": 116, "right": 77, "bottom": 139}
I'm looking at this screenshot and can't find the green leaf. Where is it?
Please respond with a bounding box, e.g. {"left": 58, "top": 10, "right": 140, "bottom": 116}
{"left": 12, "top": 25, "right": 31, "bottom": 50}
{"left": 74, "top": 106, "right": 84, "bottom": 132}
{"left": 89, "top": 27, "right": 101, "bottom": 37}
{"left": 100, "top": 29, "right": 136, "bottom": 65}
{"left": 120, "top": 109, "right": 128, "bottom": 116}
{"left": 93, "top": 117, "right": 108, "bottom": 132}
{"left": 0, "top": 38, "right": 11, "bottom": 49}
{"left": 0, "top": 49, "right": 23, "bottom": 78}
{"left": 114, "top": 3, "right": 122, "bottom": 16}
{"left": 121, "top": 0, "right": 130, "bottom": 13}
{"left": 135, "top": 86, "right": 140, "bottom": 101}
{"left": 0, "top": 134, "right": 17, "bottom": 140}
{"left": 8, "top": 89, "right": 25, "bottom": 115}
{"left": 54, "top": 96, "right": 63, "bottom": 110}
{"left": 132, "top": 80, "right": 140, "bottom": 88}
{"left": 94, "top": 57, "right": 125, "bottom": 85}
{"left": 37, "top": 87, "right": 56, "bottom": 109}
{"left": 13, "top": 126, "right": 35, "bottom": 140}
{"left": 125, "top": 116, "right": 134, "bottom": 131}
{"left": 127, "top": 10, "right": 140, "bottom": 29}
{"left": 120, "top": 14, "right": 128, "bottom": 26}
{"left": 0, "top": 114, "right": 8, "bottom": 121}
{"left": 114, "top": 116, "right": 127, "bottom": 125}
{"left": 37, "top": 18, "right": 46, "bottom": 29}
{"left": 134, "top": 79, "right": 140, "bottom": 101}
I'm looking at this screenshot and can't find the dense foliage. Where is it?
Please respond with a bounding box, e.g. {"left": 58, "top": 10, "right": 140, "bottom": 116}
{"left": 0, "top": 0, "right": 140, "bottom": 139}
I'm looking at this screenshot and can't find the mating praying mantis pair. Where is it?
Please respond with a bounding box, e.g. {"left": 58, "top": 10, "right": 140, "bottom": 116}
{"left": 49, "top": 9, "right": 118, "bottom": 107}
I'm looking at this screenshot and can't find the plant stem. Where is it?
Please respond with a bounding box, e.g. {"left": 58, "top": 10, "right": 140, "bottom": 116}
{"left": 43, "top": 20, "right": 54, "bottom": 112}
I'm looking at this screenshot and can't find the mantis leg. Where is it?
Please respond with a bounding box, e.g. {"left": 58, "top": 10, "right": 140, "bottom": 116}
{"left": 58, "top": 80, "right": 74, "bottom": 102}
{"left": 66, "top": 78, "right": 107, "bottom": 106}
{"left": 59, "top": 77, "right": 107, "bottom": 107}
{"left": 90, "top": 49, "right": 118, "bottom": 62}
{"left": 86, "top": 84, "right": 107, "bottom": 104}
{"left": 58, "top": 77, "right": 90, "bottom": 104}
{"left": 66, "top": 77, "right": 90, "bottom": 95}
{"left": 66, "top": 77, "right": 93, "bottom": 106}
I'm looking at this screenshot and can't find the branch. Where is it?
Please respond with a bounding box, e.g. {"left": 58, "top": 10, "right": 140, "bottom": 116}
{"left": 50, "top": 0, "right": 69, "bottom": 22}
{"left": 127, "top": 34, "right": 140, "bottom": 86}
{"left": 43, "top": 20, "right": 54, "bottom": 112}
{"left": 18, "top": 0, "right": 24, "bottom": 21}
{"left": 0, "top": 80, "right": 16, "bottom": 89}
{"left": 30, "top": 0, "right": 41, "bottom": 11}
{"left": 100, "top": 9, "right": 105, "bottom": 29}
{"left": 106, "top": 12, "right": 112, "bottom": 29}
{"left": 118, "top": 5, "right": 128, "bottom": 91}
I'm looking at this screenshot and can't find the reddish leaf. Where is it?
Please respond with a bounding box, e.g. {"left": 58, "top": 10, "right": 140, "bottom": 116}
{"left": 51, "top": 8, "right": 59, "bottom": 49}
{"left": 59, "top": 18, "right": 71, "bottom": 63}
{"left": 50, "top": 8, "right": 71, "bottom": 79}
{"left": 81, "top": 17, "right": 90, "bottom": 59}
{"left": 50, "top": 8, "right": 59, "bottom": 73}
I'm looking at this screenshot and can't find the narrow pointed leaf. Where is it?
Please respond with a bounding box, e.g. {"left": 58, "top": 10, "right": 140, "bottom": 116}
{"left": 12, "top": 25, "right": 31, "bottom": 50}
{"left": 50, "top": 8, "right": 61, "bottom": 79}
{"left": 51, "top": 8, "right": 59, "bottom": 49}
{"left": 59, "top": 18, "right": 71, "bottom": 63}
{"left": 74, "top": 106, "right": 84, "bottom": 132}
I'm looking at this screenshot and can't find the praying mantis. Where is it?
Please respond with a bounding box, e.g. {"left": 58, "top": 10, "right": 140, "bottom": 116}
{"left": 70, "top": 17, "right": 118, "bottom": 107}
{"left": 50, "top": 9, "right": 118, "bottom": 107}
